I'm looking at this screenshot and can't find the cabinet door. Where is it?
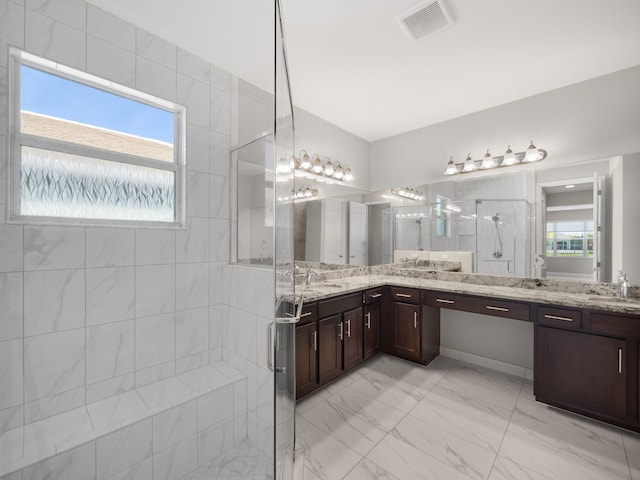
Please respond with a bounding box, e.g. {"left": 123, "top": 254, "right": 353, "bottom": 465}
{"left": 318, "top": 314, "right": 344, "bottom": 385}
{"left": 364, "top": 302, "right": 381, "bottom": 360}
{"left": 535, "top": 326, "right": 627, "bottom": 420}
{"left": 295, "top": 322, "right": 318, "bottom": 399}
{"left": 343, "top": 307, "right": 364, "bottom": 371}
{"left": 391, "top": 302, "right": 421, "bottom": 362}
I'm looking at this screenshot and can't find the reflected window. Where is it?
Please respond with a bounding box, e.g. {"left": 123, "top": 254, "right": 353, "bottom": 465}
{"left": 546, "top": 221, "right": 594, "bottom": 257}
{"left": 435, "top": 195, "right": 448, "bottom": 237}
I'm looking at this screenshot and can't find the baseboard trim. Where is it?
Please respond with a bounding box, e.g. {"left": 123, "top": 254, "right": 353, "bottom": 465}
{"left": 440, "top": 347, "right": 534, "bottom": 380}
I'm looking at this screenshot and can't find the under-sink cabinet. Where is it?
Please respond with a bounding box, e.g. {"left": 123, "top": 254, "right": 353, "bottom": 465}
{"left": 534, "top": 305, "right": 640, "bottom": 431}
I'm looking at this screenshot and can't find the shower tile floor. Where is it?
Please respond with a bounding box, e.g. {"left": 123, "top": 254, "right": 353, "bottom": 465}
{"left": 295, "top": 354, "right": 640, "bottom": 480}
{"left": 180, "top": 440, "right": 273, "bottom": 480}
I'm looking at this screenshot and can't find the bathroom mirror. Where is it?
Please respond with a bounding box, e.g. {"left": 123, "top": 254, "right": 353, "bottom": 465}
{"left": 294, "top": 180, "right": 370, "bottom": 265}
{"left": 369, "top": 156, "right": 636, "bottom": 285}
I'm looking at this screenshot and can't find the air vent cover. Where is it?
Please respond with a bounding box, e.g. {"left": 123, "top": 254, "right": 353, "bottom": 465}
{"left": 397, "top": 0, "right": 455, "bottom": 40}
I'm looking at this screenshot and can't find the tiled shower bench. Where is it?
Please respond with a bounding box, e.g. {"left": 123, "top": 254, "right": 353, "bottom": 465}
{"left": 0, "top": 362, "right": 247, "bottom": 480}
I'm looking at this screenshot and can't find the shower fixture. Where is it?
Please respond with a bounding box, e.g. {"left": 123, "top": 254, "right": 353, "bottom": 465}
{"left": 491, "top": 213, "right": 503, "bottom": 259}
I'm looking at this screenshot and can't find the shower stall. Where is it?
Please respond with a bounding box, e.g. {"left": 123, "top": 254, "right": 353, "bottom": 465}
{"left": 0, "top": 1, "right": 297, "bottom": 480}
{"left": 384, "top": 199, "right": 532, "bottom": 277}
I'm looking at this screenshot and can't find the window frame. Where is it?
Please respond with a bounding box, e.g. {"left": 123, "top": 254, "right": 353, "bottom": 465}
{"left": 7, "top": 48, "right": 187, "bottom": 228}
{"left": 546, "top": 220, "right": 594, "bottom": 258}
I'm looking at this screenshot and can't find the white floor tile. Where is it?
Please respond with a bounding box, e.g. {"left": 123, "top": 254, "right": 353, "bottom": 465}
{"left": 342, "top": 458, "right": 400, "bottom": 480}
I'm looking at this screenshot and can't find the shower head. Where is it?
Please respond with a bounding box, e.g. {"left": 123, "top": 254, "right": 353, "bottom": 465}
{"left": 491, "top": 213, "right": 500, "bottom": 223}
{"left": 415, "top": 219, "right": 422, "bottom": 225}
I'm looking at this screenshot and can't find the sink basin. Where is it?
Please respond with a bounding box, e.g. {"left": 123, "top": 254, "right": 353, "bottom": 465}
{"left": 588, "top": 296, "right": 637, "bottom": 304}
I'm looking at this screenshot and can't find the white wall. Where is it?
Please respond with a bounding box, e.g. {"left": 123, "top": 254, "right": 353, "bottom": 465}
{"left": 441, "top": 310, "right": 534, "bottom": 369}
{"left": 613, "top": 153, "right": 640, "bottom": 284}
{"left": 370, "top": 66, "right": 640, "bottom": 191}
{"left": 294, "top": 107, "right": 371, "bottom": 191}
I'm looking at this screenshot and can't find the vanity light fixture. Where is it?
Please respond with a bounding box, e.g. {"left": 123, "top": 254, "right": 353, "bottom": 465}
{"left": 277, "top": 185, "right": 318, "bottom": 202}
{"left": 481, "top": 149, "right": 496, "bottom": 169}
{"left": 445, "top": 142, "right": 547, "bottom": 176}
{"left": 293, "top": 150, "right": 355, "bottom": 182}
{"left": 390, "top": 187, "right": 425, "bottom": 201}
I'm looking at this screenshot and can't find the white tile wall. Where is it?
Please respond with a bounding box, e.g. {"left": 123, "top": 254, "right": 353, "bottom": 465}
{"left": 0, "top": 0, "right": 250, "bottom": 477}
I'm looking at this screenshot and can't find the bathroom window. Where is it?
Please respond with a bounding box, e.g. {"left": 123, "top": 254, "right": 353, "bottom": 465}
{"left": 8, "top": 49, "right": 186, "bottom": 226}
{"left": 546, "top": 221, "right": 594, "bottom": 257}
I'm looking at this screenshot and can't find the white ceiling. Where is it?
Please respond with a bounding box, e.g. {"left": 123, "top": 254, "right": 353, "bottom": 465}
{"left": 88, "top": 0, "right": 640, "bottom": 142}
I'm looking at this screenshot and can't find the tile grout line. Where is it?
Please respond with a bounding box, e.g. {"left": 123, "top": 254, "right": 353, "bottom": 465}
{"left": 485, "top": 374, "right": 526, "bottom": 479}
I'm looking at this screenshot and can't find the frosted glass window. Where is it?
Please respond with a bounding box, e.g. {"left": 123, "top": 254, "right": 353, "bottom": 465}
{"left": 9, "top": 49, "right": 185, "bottom": 226}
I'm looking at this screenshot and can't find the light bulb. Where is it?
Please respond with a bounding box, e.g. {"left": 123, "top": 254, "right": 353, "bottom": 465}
{"left": 524, "top": 141, "right": 542, "bottom": 162}
{"left": 323, "top": 159, "right": 334, "bottom": 176}
{"left": 481, "top": 150, "right": 496, "bottom": 169}
{"left": 502, "top": 145, "right": 517, "bottom": 166}
{"left": 276, "top": 155, "right": 292, "bottom": 174}
{"left": 445, "top": 157, "right": 458, "bottom": 175}
{"left": 299, "top": 150, "right": 311, "bottom": 170}
{"left": 334, "top": 163, "right": 344, "bottom": 180}
{"left": 344, "top": 167, "right": 354, "bottom": 181}
{"left": 311, "top": 154, "right": 323, "bottom": 173}
{"left": 463, "top": 154, "right": 476, "bottom": 172}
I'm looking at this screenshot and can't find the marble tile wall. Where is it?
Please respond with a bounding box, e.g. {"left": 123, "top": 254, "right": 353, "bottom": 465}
{"left": 0, "top": 0, "right": 234, "bottom": 452}
{"left": 222, "top": 265, "right": 275, "bottom": 459}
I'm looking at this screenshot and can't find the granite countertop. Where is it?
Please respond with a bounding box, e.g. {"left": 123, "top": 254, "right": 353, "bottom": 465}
{"left": 296, "top": 271, "right": 640, "bottom": 316}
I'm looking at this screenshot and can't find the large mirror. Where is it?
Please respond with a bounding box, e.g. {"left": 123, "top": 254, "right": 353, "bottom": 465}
{"left": 368, "top": 155, "right": 636, "bottom": 285}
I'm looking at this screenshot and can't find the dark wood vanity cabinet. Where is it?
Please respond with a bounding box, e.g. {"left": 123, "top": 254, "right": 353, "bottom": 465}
{"left": 343, "top": 307, "right": 364, "bottom": 370}
{"left": 391, "top": 302, "right": 421, "bottom": 362}
{"left": 363, "top": 302, "right": 381, "bottom": 360}
{"left": 318, "top": 314, "right": 344, "bottom": 385}
{"left": 534, "top": 306, "right": 640, "bottom": 430}
{"left": 295, "top": 322, "right": 319, "bottom": 398}
{"left": 535, "top": 325, "right": 627, "bottom": 420}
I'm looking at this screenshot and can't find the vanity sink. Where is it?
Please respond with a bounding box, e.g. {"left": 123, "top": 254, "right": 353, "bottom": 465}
{"left": 588, "top": 296, "right": 637, "bottom": 304}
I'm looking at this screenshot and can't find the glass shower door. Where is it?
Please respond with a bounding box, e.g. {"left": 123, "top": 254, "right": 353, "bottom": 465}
{"left": 273, "top": 0, "right": 297, "bottom": 478}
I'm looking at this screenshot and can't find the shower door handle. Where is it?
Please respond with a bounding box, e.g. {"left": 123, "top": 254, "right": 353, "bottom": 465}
{"left": 266, "top": 321, "right": 274, "bottom": 372}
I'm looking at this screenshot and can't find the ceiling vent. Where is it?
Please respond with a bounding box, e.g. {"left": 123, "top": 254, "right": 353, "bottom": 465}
{"left": 397, "top": 0, "right": 455, "bottom": 40}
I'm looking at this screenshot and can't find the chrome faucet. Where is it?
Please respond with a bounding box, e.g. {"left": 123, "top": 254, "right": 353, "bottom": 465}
{"left": 618, "top": 270, "right": 630, "bottom": 299}
{"left": 285, "top": 263, "right": 300, "bottom": 279}
{"left": 305, "top": 267, "right": 317, "bottom": 286}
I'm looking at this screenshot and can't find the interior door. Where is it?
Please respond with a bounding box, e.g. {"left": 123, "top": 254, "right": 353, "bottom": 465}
{"left": 593, "top": 174, "right": 605, "bottom": 282}
{"left": 348, "top": 201, "right": 368, "bottom": 265}
{"left": 322, "top": 198, "right": 346, "bottom": 263}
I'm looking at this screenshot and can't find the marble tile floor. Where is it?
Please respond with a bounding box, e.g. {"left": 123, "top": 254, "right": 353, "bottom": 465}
{"left": 180, "top": 440, "right": 274, "bottom": 480}
{"left": 296, "top": 354, "right": 640, "bottom": 480}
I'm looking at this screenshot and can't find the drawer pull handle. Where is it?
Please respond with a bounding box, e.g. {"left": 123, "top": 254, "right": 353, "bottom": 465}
{"left": 414, "top": 311, "right": 417, "bottom": 329}
{"left": 346, "top": 319, "right": 351, "bottom": 338}
{"left": 543, "top": 314, "right": 573, "bottom": 322}
{"left": 312, "top": 331, "right": 317, "bottom": 352}
{"left": 618, "top": 348, "right": 623, "bottom": 374}
{"left": 339, "top": 322, "right": 343, "bottom": 341}
{"left": 396, "top": 293, "right": 412, "bottom": 298}
{"left": 486, "top": 306, "right": 509, "bottom": 312}
{"left": 370, "top": 293, "right": 383, "bottom": 298}
{"left": 300, "top": 311, "right": 312, "bottom": 318}
{"left": 436, "top": 298, "right": 454, "bottom": 304}
{"left": 365, "top": 312, "right": 371, "bottom": 328}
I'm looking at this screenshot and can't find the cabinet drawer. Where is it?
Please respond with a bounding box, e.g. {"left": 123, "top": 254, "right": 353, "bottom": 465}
{"left": 364, "top": 287, "right": 384, "bottom": 304}
{"left": 390, "top": 287, "right": 420, "bottom": 304}
{"left": 537, "top": 306, "right": 582, "bottom": 329}
{"left": 298, "top": 302, "right": 318, "bottom": 326}
{"left": 319, "top": 293, "right": 362, "bottom": 318}
{"left": 423, "top": 291, "right": 529, "bottom": 321}
{"left": 590, "top": 312, "right": 640, "bottom": 337}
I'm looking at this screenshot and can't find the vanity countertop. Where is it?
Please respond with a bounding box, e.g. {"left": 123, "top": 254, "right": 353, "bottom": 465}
{"left": 296, "top": 272, "right": 640, "bottom": 316}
